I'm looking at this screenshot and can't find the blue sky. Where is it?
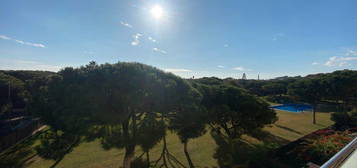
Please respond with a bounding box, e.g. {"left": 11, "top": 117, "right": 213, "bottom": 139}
{"left": 1, "top": 0, "right": 357, "bottom": 79}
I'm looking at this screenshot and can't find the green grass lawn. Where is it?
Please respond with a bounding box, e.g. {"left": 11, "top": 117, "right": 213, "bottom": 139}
{"left": 265, "top": 110, "right": 333, "bottom": 141}
{"left": 1, "top": 110, "right": 334, "bottom": 168}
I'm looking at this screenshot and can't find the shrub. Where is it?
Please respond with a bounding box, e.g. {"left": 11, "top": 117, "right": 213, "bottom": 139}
{"left": 331, "top": 108, "right": 357, "bottom": 130}
{"left": 299, "top": 132, "right": 352, "bottom": 164}
{"left": 247, "top": 143, "right": 286, "bottom": 168}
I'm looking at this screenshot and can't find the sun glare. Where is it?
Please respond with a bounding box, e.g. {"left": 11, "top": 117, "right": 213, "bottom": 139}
{"left": 150, "top": 5, "right": 164, "bottom": 19}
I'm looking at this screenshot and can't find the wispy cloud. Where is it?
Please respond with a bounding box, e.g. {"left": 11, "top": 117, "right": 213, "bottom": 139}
{"left": 312, "top": 62, "right": 319, "bottom": 65}
{"left": 342, "top": 57, "right": 357, "bottom": 61}
{"left": 325, "top": 56, "right": 357, "bottom": 67}
{"left": 345, "top": 49, "right": 357, "bottom": 56}
{"left": 232, "top": 66, "right": 251, "bottom": 71}
{"left": 217, "top": 65, "right": 225, "bottom": 68}
{"left": 233, "top": 66, "right": 245, "bottom": 71}
{"left": 0, "top": 35, "right": 11, "bottom": 40}
{"left": 325, "top": 56, "right": 341, "bottom": 67}
{"left": 120, "top": 21, "right": 133, "bottom": 28}
{"left": 324, "top": 49, "right": 357, "bottom": 67}
{"left": 224, "top": 44, "right": 229, "bottom": 48}
{"left": 152, "top": 48, "right": 167, "bottom": 54}
{"left": 164, "top": 68, "right": 192, "bottom": 72}
{"left": 272, "top": 33, "right": 285, "bottom": 41}
{"left": 0, "top": 34, "right": 46, "bottom": 48}
{"left": 0, "top": 59, "right": 61, "bottom": 71}
{"left": 131, "top": 33, "right": 142, "bottom": 46}
{"left": 148, "top": 36, "right": 157, "bottom": 43}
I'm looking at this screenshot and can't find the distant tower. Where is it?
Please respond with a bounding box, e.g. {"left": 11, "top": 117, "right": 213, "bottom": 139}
{"left": 258, "top": 74, "right": 260, "bottom": 80}
{"left": 242, "top": 73, "right": 247, "bottom": 80}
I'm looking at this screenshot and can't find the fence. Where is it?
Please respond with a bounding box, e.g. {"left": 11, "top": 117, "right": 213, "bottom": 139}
{"left": 0, "top": 118, "right": 42, "bottom": 152}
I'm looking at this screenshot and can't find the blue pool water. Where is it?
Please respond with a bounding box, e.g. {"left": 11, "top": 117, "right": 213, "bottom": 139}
{"left": 270, "top": 104, "right": 313, "bottom": 112}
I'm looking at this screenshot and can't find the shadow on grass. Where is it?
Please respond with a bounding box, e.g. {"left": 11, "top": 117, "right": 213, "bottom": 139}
{"left": 0, "top": 133, "right": 41, "bottom": 167}
{"left": 211, "top": 131, "right": 290, "bottom": 168}
{"left": 275, "top": 124, "right": 303, "bottom": 135}
{"left": 248, "top": 129, "right": 290, "bottom": 145}
{"left": 35, "top": 131, "right": 81, "bottom": 168}
{"left": 0, "top": 129, "right": 81, "bottom": 168}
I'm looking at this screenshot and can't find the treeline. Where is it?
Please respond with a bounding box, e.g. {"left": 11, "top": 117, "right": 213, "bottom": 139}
{"left": 226, "top": 70, "right": 357, "bottom": 125}
{"left": 0, "top": 70, "right": 54, "bottom": 115}
{"left": 28, "top": 62, "right": 277, "bottom": 168}
{"left": 229, "top": 70, "right": 357, "bottom": 105}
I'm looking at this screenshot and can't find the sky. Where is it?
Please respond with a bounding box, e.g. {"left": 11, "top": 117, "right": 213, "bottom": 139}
{"left": 1, "top": 0, "right": 357, "bottom": 79}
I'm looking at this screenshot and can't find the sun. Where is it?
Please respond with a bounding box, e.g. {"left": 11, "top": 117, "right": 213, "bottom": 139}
{"left": 150, "top": 5, "right": 164, "bottom": 19}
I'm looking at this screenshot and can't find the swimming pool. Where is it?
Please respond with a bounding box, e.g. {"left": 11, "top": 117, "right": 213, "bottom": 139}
{"left": 270, "top": 104, "right": 313, "bottom": 112}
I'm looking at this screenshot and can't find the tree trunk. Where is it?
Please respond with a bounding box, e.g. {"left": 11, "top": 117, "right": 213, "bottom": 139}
{"left": 122, "top": 118, "right": 136, "bottom": 168}
{"left": 146, "top": 151, "right": 150, "bottom": 168}
{"left": 162, "top": 134, "right": 168, "bottom": 168}
{"left": 123, "top": 145, "right": 135, "bottom": 168}
{"left": 183, "top": 142, "right": 194, "bottom": 168}
{"left": 343, "top": 99, "right": 348, "bottom": 112}
{"left": 312, "top": 105, "right": 316, "bottom": 124}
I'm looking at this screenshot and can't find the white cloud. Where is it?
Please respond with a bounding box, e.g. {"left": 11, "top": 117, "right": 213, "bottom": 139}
{"left": 224, "top": 44, "right": 229, "bottom": 47}
{"left": 233, "top": 67, "right": 244, "bottom": 71}
{"left": 325, "top": 56, "right": 357, "bottom": 67}
{"left": 0, "top": 35, "right": 11, "bottom": 40}
{"left": 217, "top": 65, "right": 225, "bottom": 68}
{"left": 272, "top": 33, "right": 285, "bottom": 41}
{"left": 345, "top": 49, "right": 357, "bottom": 56}
{"left": 0, "top": 34, "right": 46, "bottom": 48}
{"left": 148, "top": 36, "right": 157, "bottom": 43}
{"left": 233, "top": 66, "right": 251, "bottom": 71}
{"left": 164, "top": 68, "right": 192, "bottom": 72}
{"left": 0, "top": 59, "right": 61, "bottom": 72}
{"left": 152, "top": 48, "right": 167, "bottom": 54}
{"left": 341, "top": 57, "right": 357, "bottom": 61}
{"left": 324, "top": 49, "right": 357, "bottom": 67}
{"left": 325, "top": 56, "right": 340, "bottom": 67}
{"left": 120, "top": 21, "right": 133, "bottom": 28}
{"left": 131, "top": 41, "right": 139, "bottom": 46}
{"left": 232, "top": 66, "right": 252, "bottom": 71}
{"left": 15, "top": 39, "right": 25, "bottom": 44}
{"left": 131, "top": 33, "right": 142, "bottom": 46}
{"left": 338, "top": 61, "right": 350, "bottom": 66}
{"left": 312, "top": 62, "right": 319, "bottom": 65}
